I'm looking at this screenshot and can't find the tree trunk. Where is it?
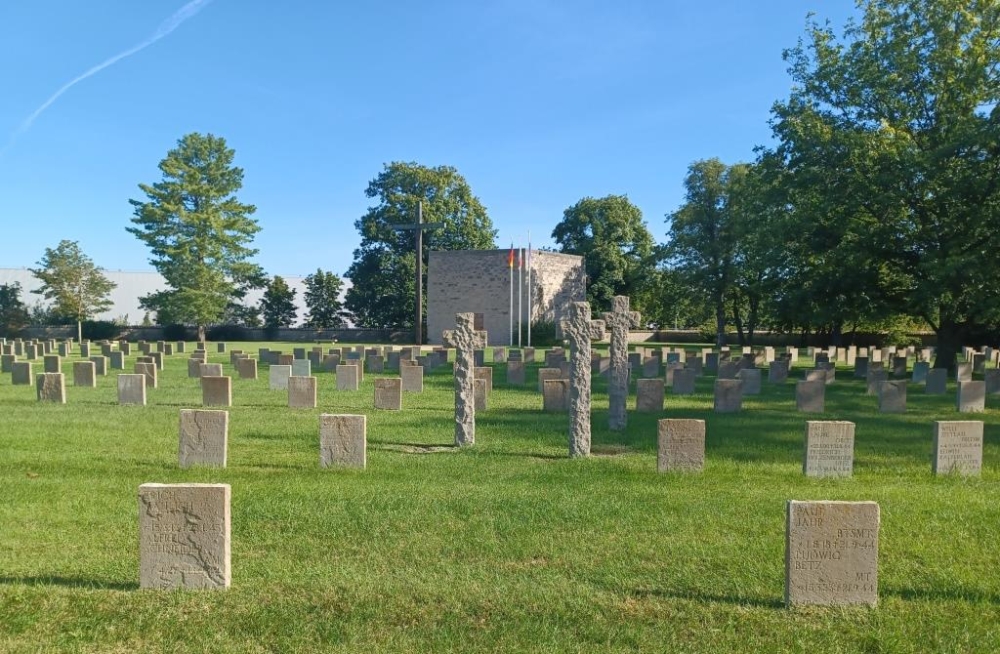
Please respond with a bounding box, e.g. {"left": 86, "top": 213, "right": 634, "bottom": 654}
{"left": 933, "top": 318, "right": 964, "bottom": 374}
{"left": 76, "top": 319, "right": 82, "bottom": 344}
{"left": 746, "top": 295, "right": 759, "bottom": 348}
{"left": 732, "top": 297, "right": 745, "bottom": 346}
{"left": 715, "top": 297, "right": 726, "bottom": 348}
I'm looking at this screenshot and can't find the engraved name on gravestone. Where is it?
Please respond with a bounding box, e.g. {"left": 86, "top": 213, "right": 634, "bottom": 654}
{"left": 139, "top": 483, "right": 230, "bottom": 590}
{"left": 657, "top": 419, "right": 705, "bottom": 473}
{"left": 178, "top": 410, "right": 228, "bottom": 468}
{"left": 932, "top": 421, "right": 983, "bottom": 475}
{"left": 804, "top": 421, "right": 854, "bottom": 477}
{"left": 603, "top": 296, "right": 640, "bottom": 431}
{"left": 785, "top": 501, "right": 879, "bottom": 607}
{"left": 319, "top": 414, "right": 366, "bottom": 469}
{"left": 374, "top": 378, "right": 402, "bottom": 410}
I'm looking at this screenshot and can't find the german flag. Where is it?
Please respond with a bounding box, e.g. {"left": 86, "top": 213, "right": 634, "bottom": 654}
{"left": 508, "top": 243, "right": 515, "bottom": 268}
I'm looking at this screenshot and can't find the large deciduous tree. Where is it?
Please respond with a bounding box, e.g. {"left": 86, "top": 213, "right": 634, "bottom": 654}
{"left": 0, "top": 282, "right": 30, "bottom": 336}
{"left": 772, "top": 0, "right": 1000, "bottom": 369}
{"left": 127, "top": 133, "right": 265, "bottom": 341}
{"left": 552, "top": 195, "right": 655, "bottom": 314}
{"left": 303, "top": 268, "right": 349, "bottom": 328}
{"left": 260, "top": 276, "right": 298, "bottom": 329}
{"left": 345, "top": 162, "right": 496, "bottom": 328}
{"left": 29, "top": 240, "right": 116, "bottom": 342}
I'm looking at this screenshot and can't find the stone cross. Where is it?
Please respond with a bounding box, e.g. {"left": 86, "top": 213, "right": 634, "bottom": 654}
{"left": 602, "top": 296, "right": 641, "bottom": 431}
{"left": 442, "top": 313, "right": 488, "bottom": 446}
{"left": 559, "top": 302, "right": 605, "bottom": 457}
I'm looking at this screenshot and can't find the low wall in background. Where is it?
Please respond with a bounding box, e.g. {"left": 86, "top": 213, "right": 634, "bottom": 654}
{"left": 18, "top": 326, "right": 411, "bottom": 343}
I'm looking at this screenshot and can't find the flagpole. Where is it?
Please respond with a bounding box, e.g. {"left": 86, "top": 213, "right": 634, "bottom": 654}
{"left": 518, "top": 246, "right": 523, "bottom": 348}
{"left": 527, "top": 232, "right": 532, "bottom": 347}
{"left": 508, "top": 243, "right": 514, "bottom": 347}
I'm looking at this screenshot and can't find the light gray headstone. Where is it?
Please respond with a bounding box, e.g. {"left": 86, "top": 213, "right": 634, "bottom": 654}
{"left": 201, "top": 376, "right": 232, "bottom": 407}
{"left": 956, "top": 363, "right": 973, "bottom": 382}
{"left": 200, "top": 363, "right": 223, "bottom": 378}
{"left": 442, "top": 313, "right": 488, "bottom": 447}
{"left": 291, "top": 359, "right": 311, "bottom": 377}
{"left": 474, "top": 378, "right": 488, "bottom": 412}
{"left": 374, "top": 378, "right": 402, "bottom": 410}
{"left": 474, "top": 366, "right": 493, "bottom": 395}
{"left": 956, "top": 381, "right": 985, "bottom": 413}
{"left": 672, "top": 368, "right": 696, "bottom": 395}
{"left": 796, "top": 380, "right": 825, "bottom": 413}
{"left": 336, "top": 364, "right": 360, "bottom": 391}
{"left": 236, "top": 357, "right": 258, "bottom": 380}
{"left": 400, "top": 365, "right": 423, "bottom": 392}
{"left": 737, "top": 368, "right": 761, "bottom": 395}
{"left": 803, "top": 421, "right": 854, "bottom": 477}
{"left": 768, "top": 360, "right": 789, "bottom": 384}
{"left": 713, "top": 379, "right": 742, "bottom": 413}
{"left": 138, "top": 483, "right": 230, "bottom": 589}
{"left": 269, "top": 365, "right": 291, "bottom": 390}
{"left": 88, "top": 355, "right": 107, "bottom": 376}
{"left": 543, "top": 379, "right": 570, "bottom": 412}
{"left": 179, "top": 410, "right": 228, "bottom": 468}
{"left": 36, "top": 372, "right": 66, "bottom": 403}
{"left": 109, "top": 351, "right": 125, "bottom": 370}
{"left": 73, "top": 361, "right": 96, "bottom": 387}
{"left": 877, "top": 380, "right": 907, "bottom": 413}
{"left": 932, "top": 421, "right": 983, "bottom": 476}
{"left": 288, "top": 376, "right": 317, "bottom": 408}
{"left": 135, "top": 362, "right": 158, "bottom": 389}
{"left": 636, "top": 378, "right": 665, "bottom": 412}
{"left": 657, "top": 419, "right": 705, "bottom": 473}
{"left": 118, "top": 374, "right": 146, "bottom": 405}
{"left": 319, "top": 414, "right": 366, "bottom": 469}
{"left": 866, "top": 370, "right": 888, "bottom": 395}
{"left": 537, "top": 368, "right": 562, "bottom": 393}
{"left": 603, "top": 296, "right": 640, "bottom": 431}
{"left": 785, "top": 500, "right": 879, "bottom": 606}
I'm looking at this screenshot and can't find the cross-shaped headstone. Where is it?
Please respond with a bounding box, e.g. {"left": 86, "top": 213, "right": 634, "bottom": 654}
{"left": 390, "top": 201, "right": 445, "bottom": 345}
{"left": 442, "top": 313, "right": 488, "bottom": 446}
{"left": 603, "top": 295, "right": 641, "bottom": 431}
{"left": 560, "top": 301, "right": 606, "bottom": 457}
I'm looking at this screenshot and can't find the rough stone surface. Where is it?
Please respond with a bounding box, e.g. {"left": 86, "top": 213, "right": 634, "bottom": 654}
{"left": 135, "top": 362, "right": 158, "bottom": 389}
{"left": 932, "top": 421, "right": 983, "bottom": 475}
{"left": 36, "top": 372, "right": 66, "bottom": 403}
{"left": 139, "top": 483, "right": 230, "bottom": 590}
{"left": 636, "top": 378, "right": 665, "bottom": 412}
{"left": 268, "top": 365, "right": 292, "bottom": 390}
{"left": 319, "top": 414, "right": 367, "bottom": 468}
{"left": 200, "top": 363, "right": 223, "bottom": 378}
{"left": 201, "top": 376, "right": 232, "bottom": 407}
{"left": 179, "top": 410, "right": 228, "bottom": 468}
{"left": 442, "top": 313, "right": 487, "bottom": 447}
{"left": 803, "top": 421, "right": 854, "bottom": 477}
{"left": 657, "top": 419, "right": 705, "bottom": 472}
{"left": 713, "top": 379, "right": 743, "bottom": 413}
{"left": 603, "top": 296, "right": 640, "bottom": 431}
{"left": 236, "top": 358, "right": 258, "bottom": 380}
{"left": 796, "top": 380, "right": 826, "bottom": 413}
{"left": 73, "top": 361, "right": 96, "bottom": 387}
{"left": 118, "top": 374, "right": 147, "bottom": 405}
{"left": 288, "top": 376, "right": 318, "bottom": 409}
{"left": 672, "top": 368, "right": 696, "bottom": 395}
{"left": 559, "top": 301, "right": 606, "bottom": 457}
{"left": 336, "top": 364, "right": 360, "bottom": 391}
{"left": 543, "top": 379, "right": 570, "bottom": 412}
{"left": 537, "top": 368, "right": 562, "bottom": 392}
{"left": 375, "top": 378, "right": 403, "bottom": 410}
{"left": 400, "top": 365, "right": 423, "bottom": 392}
{"left": 12, "top": 361, "right": 32, "bottom": 385}
{"left": 956, "top": 381, "right": 986, "bottom": 413}
{"left": 785, "top": 501, "right": 879, "bottom": 607}
{"left": 878, "top": 380, "right": 907, "bottom": 413}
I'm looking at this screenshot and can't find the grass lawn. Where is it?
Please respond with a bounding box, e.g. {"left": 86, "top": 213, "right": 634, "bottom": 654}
{"left": 1, "top": 341, "right": 999, "bottom": 652}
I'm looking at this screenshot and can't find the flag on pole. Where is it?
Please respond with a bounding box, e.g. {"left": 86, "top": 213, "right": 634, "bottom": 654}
{"left": 508, "top": 243, "right": 515, "bottom": 346}
{"left": 507, "top": 243, "right": 515, "bottom": 269}
{"left": 526, "top": 235, "right": 532, "bottom": 347}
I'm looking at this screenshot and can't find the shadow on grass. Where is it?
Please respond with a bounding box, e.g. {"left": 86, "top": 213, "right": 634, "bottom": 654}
{"left": 0, "top": 576, "right": 138, "bottom": 591}
{"left": 624, "top": 586, "right": 784, "bottom": 609}
{"left": 370, "top": 442, "right": 459, "bottom": 454}
{"left": 882, "top": 585, "right": 1000, "bottom": 604}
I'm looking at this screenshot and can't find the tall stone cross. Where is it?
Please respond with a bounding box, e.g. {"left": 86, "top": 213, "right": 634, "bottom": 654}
{"left": 442, "top": 313, "right": 488, "bottom": 446}
{"left": 603, "top": 295, "right": 641, "bottom": 431}
{"left": 560, "top": 302, "right": 606, "bottom": 457}
{"left": 390, "top": 201, "right": 444, "bottom": 345}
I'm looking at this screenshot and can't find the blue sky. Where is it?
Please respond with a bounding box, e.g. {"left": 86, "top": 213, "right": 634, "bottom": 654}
{"left": 0, "top": 0, "right": 858, "bottom": 278}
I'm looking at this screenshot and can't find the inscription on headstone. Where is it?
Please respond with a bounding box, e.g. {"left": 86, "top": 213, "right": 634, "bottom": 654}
{"left": 656, "top": 419, "right": 705, "bottom": 473}
{"left": 803, "top": 421, "right": 854, "bottom": 477}
{"left": 374, "top": 378, "right": 402, "bottom": 410}
{"left": 319, "top": 414, "right": 366, "bottom": 469}
{"left": 178, "top": 410, "right": 228, "bottom": 468}
{"left": 932, "top": 421, "right": 983, "bottom": 475}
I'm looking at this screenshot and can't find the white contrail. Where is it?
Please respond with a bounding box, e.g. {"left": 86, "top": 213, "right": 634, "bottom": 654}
{"left": 1, "top": 0, "right": 213, "bottom": 155}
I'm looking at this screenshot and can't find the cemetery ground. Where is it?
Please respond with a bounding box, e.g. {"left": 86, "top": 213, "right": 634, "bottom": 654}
{"left": 1, "top": 342, "right": 999, "bottom": 652}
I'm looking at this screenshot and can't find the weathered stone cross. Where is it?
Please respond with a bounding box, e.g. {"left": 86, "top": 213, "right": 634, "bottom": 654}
{"left": 560, "top": 301, "right": 606, "bottom": 457}
{"left": 442, "top": 312, "right": 488, "bottom": 446}
{"left": 603, "top": 295, "right": 641, "bottom": 431}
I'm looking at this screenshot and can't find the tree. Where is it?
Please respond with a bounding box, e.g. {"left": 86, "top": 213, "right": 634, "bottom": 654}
{"left": 0, "top": 283, "right": 30, "bottom": 336}
{"left": 551, "top": 195, "right": 656, "bottom": 314}
{"left": 28, "top": 240, "right": 116, "bottom": 342}
{"left": 771, "top": 0, "right": 1000, "bottom": 369}
{"left": 260, "top": 276, "right": 298, "bottom": 328}
{"left": 126, "top": 133, "right": 265, "bottom": 341}
{"left": 303, "top": 268, "right": 348, "bottom": 328}
{"left": 345, "top": 162, "right": 496, "bottom": 328}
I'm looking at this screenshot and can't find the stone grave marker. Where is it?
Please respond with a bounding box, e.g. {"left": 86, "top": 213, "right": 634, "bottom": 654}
{"left": 543, "top": 379, "right": 570, "bottom": 412}
{"left": 932, "top": 421, "right": 983, "bottom": 476}
{"left": 474, "top": 378, "right": 488, "bottom": 411}
{"left": 150, "top": 352, "right": 164, "bottom": 371}
{"left": 366, "top": 355, "right": 384, "bottom": 374}
{"left": 737, "top": 368, "right": 761, "bottom": 395}
{"left": 506, "top": 361, "right": 525, "bottom": 386}
{"left": 386, "top": 351, "right": 400, "bottom": 370}
{"left": 43, "top": 354, "right": 61, "bottom": 373}
{"left": 187, "top": 358, "right": 202, "bottom": 378}
{"left": 164, "top": 343, "right": 174, "bottom": 356}
{"left": 603, "top": 296, "right": 641, "bottom": 431}
{"left": 200, "top": 363, "right": 223, "bottom": 378}
{"left": 236, "top": 358, "right": 258, "bottom": 380}
{"left": 956, "top": 380, "right": 985, "bottom": 413}
{"left": 705, "top": 352, "right": 719, "bottom": 374}
{"left": 986, "top": 369, "right": 1000, "bottom": 395}
{"left": 291, "top": 359, "right": 311, "bottom": 377}
{"left": 24, "top": 343, "right": 38, "bottom": 360}
{"left": 73, "top": 361, "right": 96, "bottom": 387}
{"left": 36, "top": 372, "right": 66, "bottom": 403}
{"left": 320, "top": 414, "right": 367, "bottom": 469}
{"left": 956, "top": 363, "right": 973, "bottom": 382}
{"left": 202, "top": 376, "right": 232, "bottom": 407}
{"left": 375, "top": 378, "right": 403, "bottom": 410}
{"left": 925, "top": 368, "right": 947, "bottom": 394}
{"left": 336, "top": 364, "right": 360, "bottom": 391}
{"left": 523, "top": 347, "right": 535, "bottom": 363}
{"left": 796, "top": 380, "right": 825, "bottom": 413}
{"left": 642, "top": 357, "right": 660, "bottom": 378}
{"left": 1, "top": 353, "right": 15, "bottom": 373}
{"left": 803, "top": 421, "right": 854, "bottom": 477}
{"left": 672, "top": 368, "right": 696, "bottom": 395}
{"left": 474, "top": 366, "right": 494, "bottom": 395}
{"left": 892, "top": 356, "right": 908, "bottom": 377}
{"left": 718, "top": 361, "right": 739, "bottom": 380}
{"left": 176, "top": 341, "right": 186, "bottom": 353}
{"left": 178, "top": 410, "right": 228, "bottom": 468}
{"left": 713, "top": 379, "right": 742, "bottom": 413}
{"left": 878, "top": 380, "right": 907, "bottom": 413}
{"left": 400, "top": 365, "right": 423, "bottom": 392}
{"left": 537, "top": 367, "right": 562, "bottom": 393}
{"left": 138, "top": 483, "right": 230, "bottom": 589}
{"left": 118, "top": 374, "right": 146, "bottom": 405}
{"left": 12, "top": 361, "right": 32, "bottom": 385}
{"left": 135, "top": 362, "right": 158, "bottom": 388}
{"left": 785, "top": 501, "right": 879, "bottom": 606}
{"left": 493, "top": 347, "right": 507, "bottom": 363}
{"left": 636, "top": 378, "right": 665, "bottom": 412}
{"left": 89, "top": 355, "right": 108, "bottom": 376}
{"left": 109, "top": 351, "right": 125, "bottom": 370}
{"left": 288, "top": 376, "right": 317, "bottom": 408}
{"left": 768, "top": 360, "right": 789, "bottom": 384}
{"left": 912, "top": 361, "right": 929, "bottom": 384}
{"left": 866, "top": 370, "right": 888, "bottom": 395}
{"left": 854, "top": 357, "right": 869, "bottom": 379}
{"left": 442, "top": 313, "right": 488, "bottom": 446}
{"left": 657, "top": 419, "right": 705, "bottom": 472}
{"left": 293, "top": 347, "right": 306, "bottom": 360}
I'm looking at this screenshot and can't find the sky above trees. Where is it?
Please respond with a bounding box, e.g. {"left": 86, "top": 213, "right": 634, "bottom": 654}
{"left": 0, "top": 1, "right": 858, "bottom": 277}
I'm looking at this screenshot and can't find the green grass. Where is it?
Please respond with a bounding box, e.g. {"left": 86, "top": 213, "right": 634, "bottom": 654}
{"left": 1, "top": 342, "right": 999, "bottom": 653}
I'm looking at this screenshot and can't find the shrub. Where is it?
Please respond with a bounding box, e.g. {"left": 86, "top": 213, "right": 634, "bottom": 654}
{"left": 80, "top": 320, "right": 120, "bottom": 341}
{"left": 162, "top": 324, "right": 189, "bottom": 341}
{"left": 529, "top": 319, "right": 559, "bottom": 347}
{"left": 207, "top": 324, "right": 249, "bottom": 342}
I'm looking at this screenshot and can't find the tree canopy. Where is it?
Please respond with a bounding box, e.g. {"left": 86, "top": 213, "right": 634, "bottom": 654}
{"left": 0, "top": 282, "right": 30, "bottom": 336}
{"left": 260, "top": 276, "right": 298, "bottom": 328}
{"left": 303, "top": 268, "right": 349, "bottom": 328}
{"left": 345, "top": 162, "right": 496, "bottom": 328}
{"left": 29, "top": 240, "right": 116, "bottom": 342}
{"left": 127, "top": 133, "right": 264, "bottom": 341}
